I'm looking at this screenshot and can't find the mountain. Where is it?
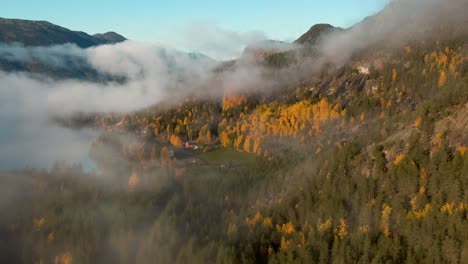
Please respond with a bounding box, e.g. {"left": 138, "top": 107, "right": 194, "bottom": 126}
{"left": 93, "top": 32, "right": 127, "bottom": 44}
{"left": 241, "top": 40, "right": 297, "bottom": 61}
{"left": 0, "top": 17, "right": 126, "bottom": 48}
{"left": 186, "top": 52, "right": 217, "bottom": 67}
{"left": 294, "top": 23, "right": 343, "bottom": 45}
{"left": 0, "top": 18, "right": 217, "bottom": 82}
{"left": 214, "top": 23, "right": 345, "bottom": 71}
{"left": 1, "top": 1, "right": 468, "bottom": 264}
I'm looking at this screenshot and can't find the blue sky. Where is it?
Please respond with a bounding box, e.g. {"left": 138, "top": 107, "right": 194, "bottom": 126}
{"left": 3, "top": 0, "right": 390, "bottom": 55}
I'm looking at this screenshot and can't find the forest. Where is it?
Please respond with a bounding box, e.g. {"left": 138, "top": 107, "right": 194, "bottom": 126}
{"left": 0, "top": 32, "right": 467, "bottom": 264}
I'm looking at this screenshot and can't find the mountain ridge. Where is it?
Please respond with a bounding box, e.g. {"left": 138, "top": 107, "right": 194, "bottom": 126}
{"left": 0, "top": 17, "right": 127, "bottom": 48}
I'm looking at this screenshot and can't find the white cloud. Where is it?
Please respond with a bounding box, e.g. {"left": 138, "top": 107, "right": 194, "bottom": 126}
{"left": 181, "top": 22, "right": 268, "bottom": 60}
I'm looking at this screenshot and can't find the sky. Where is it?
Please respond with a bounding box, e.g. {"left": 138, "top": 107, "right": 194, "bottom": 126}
{"left": 3, "top": 0, "right": 391, "bottom": 52}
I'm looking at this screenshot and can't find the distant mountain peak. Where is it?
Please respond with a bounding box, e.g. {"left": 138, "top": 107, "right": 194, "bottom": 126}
{"left": 294, "top": 23, "right": 342, "bottom": 45}
{"left": 93, "top": 32, "right": 127, "bottom": 44}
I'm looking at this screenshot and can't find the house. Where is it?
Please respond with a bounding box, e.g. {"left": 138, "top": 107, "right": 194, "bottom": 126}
{"left": 184, "top": 141, "right": 199, "bottom": 150}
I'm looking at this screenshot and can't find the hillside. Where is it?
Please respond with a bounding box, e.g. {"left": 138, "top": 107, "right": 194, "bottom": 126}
{"left": 0, "top": 17, "right": 126, "bottom": 47}
{"left": 0, "top": 1, "right": 467, "bottom": 264}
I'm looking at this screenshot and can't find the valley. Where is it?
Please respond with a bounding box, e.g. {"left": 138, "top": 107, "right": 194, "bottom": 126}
{"left": 0, "top": 1, "right": 467, "bottom": 263}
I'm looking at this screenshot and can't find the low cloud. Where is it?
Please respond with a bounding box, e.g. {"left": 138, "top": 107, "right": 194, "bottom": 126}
{"left": 0, "top": 41, "right": 219, "bottom": 169}
{"left": 318, "top": 0, "right": 468, "bottom": 64}
{"left": 0, "top": 41, "right": 219, "bottom": 113}
{"left": 0, "top": 43, "right": 86, "bottom": 67}
{"left": 181, "top": 22, "right": 268, "bottom": 60}
{"left": 0, "top": 72, "right": 97, "bottom": 169}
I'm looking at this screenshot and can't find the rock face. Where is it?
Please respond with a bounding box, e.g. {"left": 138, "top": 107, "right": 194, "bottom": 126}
{"left": 0, "top": 17, "right": 126, "bottom": 47}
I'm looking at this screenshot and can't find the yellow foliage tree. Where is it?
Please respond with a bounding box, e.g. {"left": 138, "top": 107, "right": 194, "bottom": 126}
{"left": 413, "top": 204, "right": 432, "bottom": 219}
{"left": 440, "top": 202, "right": 456, "bottom": 215}
{"left": 392, "top": 68, "right": 397, "bottom": 83}
{"left": 276, "top": 222, "right": 295, "bottom": 235}
{"left": 263, "top": 217, "right": 273, "bottom": 229}
{"left": 457, "top": 146, "right": 468, "bottom": 155}
{"left": 381, "top": 203, "right": 392, "bottom": 237}
{"left": 414, "top": 117, "right": 423, "bottom": 128}
{"left": 359, "top": 225, "right": 369, "bottom": 234}
{"left": 335, "top": 218, "right": 348, "bottom": 239}
{"left": 169, "top": 134, "right": 183, "bottom": 148}
{"left": 246, "top": 212, "right": 263, "bottom": 230}
{"left": 222, "top": 94, "right": 247, "bottom": 111}
{"left": 220, "top": 131, "right": 232, "bottom": 148}
{"left": 317, "top": 218, "right": 333, "bottom": 233}
{"left": 438, "top": 70, "right": 447, "bottom": 87}
{"left": 280, "top": 237, "right": 293, "bottom": 251}
{"left": 54, "top": 252, "right": 72, "bottom": 264}
{"left": 222, "top": 98, "right": 343, "bottom": 154}
{"left": 360, "top": 112, "right": 366, "bottom": 121}
{"left": 434, "top": 132, "right": 444, "bottom": 147}
{"left": 197, "top": 125, "right": 212, "bottom": 144}
{"left": 252, "top": 138, "right": 261, "bottom": 153}
{"left": 394, "top": 154, "right": 405, "bottom": 165}
{"left": 243, "top": 136, "right": 252, "bottom": 153}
